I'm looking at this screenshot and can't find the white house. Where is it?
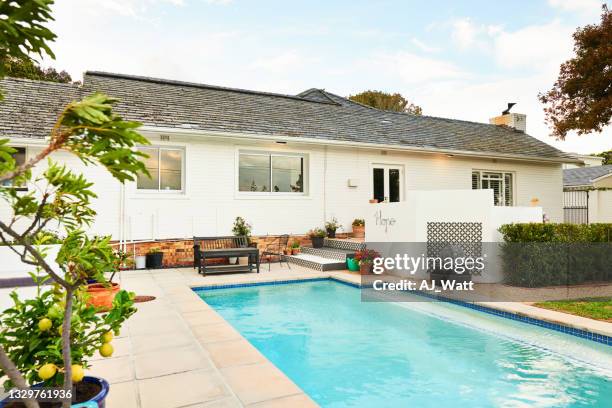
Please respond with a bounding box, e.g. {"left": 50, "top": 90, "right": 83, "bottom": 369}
{"left": 563, "top": 165, "right": 612, "bottom": 223}
{"left": 0, "top": 72, "right": 580, "bottom": 257}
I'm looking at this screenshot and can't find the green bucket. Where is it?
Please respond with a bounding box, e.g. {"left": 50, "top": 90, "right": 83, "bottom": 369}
{"left": 346, "top": 255, "right": 360, "bottom": 271}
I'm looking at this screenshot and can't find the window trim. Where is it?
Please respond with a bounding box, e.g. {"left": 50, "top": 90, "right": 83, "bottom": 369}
{"left": 236, "top": 149, "right": 309, "bottom": 198}
{"left": 1, "top": 146, "right": 28, "bottom": 192}
{"left": 472, "top": 169, "right": 515, "bottom": 206}
{"left": 136, "top": 146, "right": 185, "bottom": 194}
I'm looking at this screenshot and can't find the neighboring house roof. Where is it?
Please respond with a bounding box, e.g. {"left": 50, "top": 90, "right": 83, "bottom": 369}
{"left": 563, "top": 165, "right": 612, "bottom": 187}
{"left": 0, "top": 72, "right": 579, "bottom": 163}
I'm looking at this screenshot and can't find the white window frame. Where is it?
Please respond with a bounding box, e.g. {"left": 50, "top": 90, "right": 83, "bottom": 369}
{"left": 1, "top": 146, "right": 28, "bottom": 191}
{"left": 136, "top": 146, "right": 186, "bottom": 194}
{"left": 236, "top": 149, "right": 309, "bottom": 198}
{"left": 370, "top": 163, "right": 405, "bottom": 203}
{"left": 472, "top": 170, "right": 515, "bottom": 206}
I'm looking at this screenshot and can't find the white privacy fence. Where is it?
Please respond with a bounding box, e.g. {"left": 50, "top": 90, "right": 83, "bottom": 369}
{"left": 364, "top": 189, "right": 543, "bottom": 283}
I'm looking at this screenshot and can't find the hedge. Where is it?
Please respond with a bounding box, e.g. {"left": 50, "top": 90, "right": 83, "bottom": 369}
{"left": 498, "top": 223, "right": 612, "bottom": 287}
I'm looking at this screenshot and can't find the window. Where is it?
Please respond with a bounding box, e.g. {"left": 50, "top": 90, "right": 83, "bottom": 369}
{"left": 1, "top": 147, "right": 27, "bottom": 191}
{"left": 472, "top": 170, "right": 513, "bottom": 206}
{"left": 136, "top": 147, "right": 184, "bottom": 192}
{"left": 239, "top": 151, "right": 305, "bottom": 194}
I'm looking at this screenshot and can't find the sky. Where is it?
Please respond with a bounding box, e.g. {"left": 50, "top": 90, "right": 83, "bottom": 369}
{"left": 43, "top": 0, "right": 611, "bottom": 155}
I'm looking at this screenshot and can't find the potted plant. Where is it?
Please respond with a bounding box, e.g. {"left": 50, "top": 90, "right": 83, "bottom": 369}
{"left": 324, "top": 217, "right": 342, "bottom": 238}
{"left": 145, "top": 247, "right": 164, "bottom": 269}
{"left": 346, "top": 254, "right": 360, "bottom": 271}
{"left": 232, "top": 217, "right": 253, "bottom": 264}
{"left": 308, "top": 228, "right": 326, "bottom": 248}
{"left": 290, "top": 240, "right": 301, "bottom": 255}
{"left": 354, "top": 249, "right": 380, "bottom": 275}
{"left": 86, "top": 249, "right": 128, "bottom": 311}
{"left": 352, "top": 219, "right": 365, "bottom": 238}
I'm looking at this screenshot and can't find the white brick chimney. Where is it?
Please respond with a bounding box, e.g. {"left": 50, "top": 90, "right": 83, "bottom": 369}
{"left": 489, "top": 103, "right": 526, "bottom": 132}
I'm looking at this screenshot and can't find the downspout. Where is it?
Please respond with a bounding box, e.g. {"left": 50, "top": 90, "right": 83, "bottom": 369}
{"left": 323, "top": 145, "right": 328, "bottom": 224}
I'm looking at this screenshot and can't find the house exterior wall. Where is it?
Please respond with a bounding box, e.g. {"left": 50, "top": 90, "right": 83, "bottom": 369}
{"left": 3, "top": 131, "right": 564, "bottom": 242}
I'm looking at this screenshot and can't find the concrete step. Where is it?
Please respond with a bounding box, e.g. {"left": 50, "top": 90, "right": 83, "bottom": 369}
{"left": 300, "top": 246, "right": 354, "bottom": 261}
{"left": 285, "top": 253, "right": 347, "bottom": 271}
{"left": 324, "top": 238, "right": 366, "bottom": 252}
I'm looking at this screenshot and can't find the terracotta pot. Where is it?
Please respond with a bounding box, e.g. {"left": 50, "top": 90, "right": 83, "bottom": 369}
{"left": 359, "top": 262, "right": 373, "bottom": 275}
{"left": 86, "top": 282, "right": 120, "bottom": 311}
{"left": 369, "top": 199, "right": 378, "bottom": 204}
{"left": 292, "top": 248, "right": 301, "bottom": 255}
{"left": 352, "top": 225, "right": 365, "bottom": 238}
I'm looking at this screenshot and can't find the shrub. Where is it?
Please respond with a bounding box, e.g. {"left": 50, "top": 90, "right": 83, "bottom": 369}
{"left": 232, "top": 217, "right": 252, "bottom": 238}
{"left": 498, "top": 223, "right": 612, "bottom": 287}
{"left": 308, "top": 228, "right": 326, "bottom": 238}
{"left": 352, "top": 219, "right": 365, "bottom": 227}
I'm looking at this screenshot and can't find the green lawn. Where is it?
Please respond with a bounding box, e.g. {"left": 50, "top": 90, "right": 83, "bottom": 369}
{"left": 534, "top": 297, "right": 612, "bottom": 322}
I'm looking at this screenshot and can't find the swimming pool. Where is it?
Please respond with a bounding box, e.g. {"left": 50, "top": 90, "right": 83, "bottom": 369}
{"left": 196, "top": 279, "right": 612, "bottom": 408}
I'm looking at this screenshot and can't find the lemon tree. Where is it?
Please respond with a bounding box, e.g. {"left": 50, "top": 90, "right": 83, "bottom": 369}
{"left": 0, "top": 2, "right": 148, "bottom": 407}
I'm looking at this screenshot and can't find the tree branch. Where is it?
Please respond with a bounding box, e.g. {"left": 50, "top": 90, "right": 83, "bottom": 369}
{"left": 0, "top": 345, "right": 40, "bottom": 408}
{"left": 61, "top": 288, "right": 74, "bottom": 408}
{"left": 0, "top": 219, "right": 70, "bottom": 288}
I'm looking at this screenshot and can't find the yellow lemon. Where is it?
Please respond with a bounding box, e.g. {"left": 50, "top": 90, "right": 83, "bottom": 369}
{"left": 101, "top": 331, "right": 113, "bottom": 343}
{"left": 38, "top": 364, "right": 57, "bottom": 380}
{"left": 99, "top": 343, "right": 114, "bottom": 358}
{"left": 71, "top": 364, "right": 85, "bottom": 382}
{"left": 38, "top": 318, "right": 52, "bottom": 332}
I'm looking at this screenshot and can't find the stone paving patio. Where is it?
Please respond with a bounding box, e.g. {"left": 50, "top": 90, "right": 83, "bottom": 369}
{"left": 91, "top": 263, "right": 351, "bottom": 408}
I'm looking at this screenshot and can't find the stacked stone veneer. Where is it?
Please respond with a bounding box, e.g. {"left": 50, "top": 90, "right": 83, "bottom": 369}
{"left": 121, "top": 233, "right": 353, "bottom": 268}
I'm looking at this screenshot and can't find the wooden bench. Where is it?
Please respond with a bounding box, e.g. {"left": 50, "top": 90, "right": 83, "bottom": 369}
{"left": 193, "top": 236, "right": 259, "bottom": 275}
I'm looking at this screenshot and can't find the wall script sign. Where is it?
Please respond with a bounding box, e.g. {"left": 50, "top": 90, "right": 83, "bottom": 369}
{"left": 374, "top": 209, "right": 396, "bottom": 233}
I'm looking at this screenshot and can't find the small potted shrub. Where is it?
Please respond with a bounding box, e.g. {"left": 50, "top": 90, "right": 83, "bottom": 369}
{"left": 86, "top": 249, "right": 127, "bottom": 311}
{"left": 354, "top": 249, "right": 380, "bottom": 275}
{"left": 324, "top": 217, "right": 342, "bottom": 238}
{"left": 308, "top": 228, "right": 326, "bottom": 248}
{"left": 346, "top": 254, "right": 360, "bottom": 271}
{"left": 232, "top": 217, "right": 253, "bottom": 264}
{"left": 145, "top": 247, "right": 164, "bottom": 269}
{"left": 352, "top": 219, "right": 365, "bottom": 238}
{"left": 290, "top": 240, "right": 301, "bottom": 255}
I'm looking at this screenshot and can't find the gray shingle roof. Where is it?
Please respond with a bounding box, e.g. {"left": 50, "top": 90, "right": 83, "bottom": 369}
{"left": 0, "top": 71, "right": 578, "bottom": 163}
{"left": 563, "top": 165, "right": 612, "bottom": 187}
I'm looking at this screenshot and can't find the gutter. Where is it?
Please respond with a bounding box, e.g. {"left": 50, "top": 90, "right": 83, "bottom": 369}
{"left": 139, "top": 126, "right": 582, "bottom": 165}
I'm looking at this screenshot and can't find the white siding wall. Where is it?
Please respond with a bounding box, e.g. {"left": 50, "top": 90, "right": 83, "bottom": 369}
{"left": 3, "top": 133, "right": 564, "bottom": 240}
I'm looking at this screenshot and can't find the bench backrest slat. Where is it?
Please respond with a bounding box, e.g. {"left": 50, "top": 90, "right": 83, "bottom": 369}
{"left": 193, "top": 236, "right": 248, "bottom": 250}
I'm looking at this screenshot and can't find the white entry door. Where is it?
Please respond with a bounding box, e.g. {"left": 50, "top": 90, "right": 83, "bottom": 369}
{"left": 372, "top": 165, "right": 403, "bottom": 203}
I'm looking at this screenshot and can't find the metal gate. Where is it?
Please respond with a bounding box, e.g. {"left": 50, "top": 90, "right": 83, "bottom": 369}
{"left": 563, "top": 190, "right": 589, "bottom": 224}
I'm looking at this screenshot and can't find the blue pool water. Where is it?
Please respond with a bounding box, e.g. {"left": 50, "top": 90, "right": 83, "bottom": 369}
{"left": 197, "top": 280, "right": 612, "bottom": 408}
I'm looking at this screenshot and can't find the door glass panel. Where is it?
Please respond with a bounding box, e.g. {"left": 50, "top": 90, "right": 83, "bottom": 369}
{"left": 373, "top": 168, "right": 384, "bottom": 203}
{"left": 389, "top": 169, "right": 400, "bottom": 202}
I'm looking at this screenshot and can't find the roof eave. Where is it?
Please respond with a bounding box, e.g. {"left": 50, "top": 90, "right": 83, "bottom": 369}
{"left": 139, "top": 126, "right": 579, "bottom": 165}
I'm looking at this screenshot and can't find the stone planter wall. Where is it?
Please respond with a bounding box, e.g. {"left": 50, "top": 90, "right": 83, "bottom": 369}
{"left": 120, "top": 233, "right": 353, "bottom": 268}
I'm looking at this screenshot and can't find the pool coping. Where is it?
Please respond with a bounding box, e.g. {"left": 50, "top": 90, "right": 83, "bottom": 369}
{"left": 191, "top": 274, "right": 612, "bottom": 346}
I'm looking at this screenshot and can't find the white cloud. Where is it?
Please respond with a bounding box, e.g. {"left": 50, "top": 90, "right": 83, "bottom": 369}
{"left": 548, "top": 0, "right": 604, "bottom": 17}
{"left": 411, "top": 38, "right": 440, "bottom": 53}
{"left": 204, "top": 0, "right": 233, "bottom": 4}
{"left": 493, "top": 20, "right": 573, "bottom": 72}
{"left": 450, "top": 18, "right": 502, "bottom": 51}
{"left": 249, "top": 51, "right": 307, "bottom": 73}
{"left": 359, "top": 52, "right": 465, "bottom": 85}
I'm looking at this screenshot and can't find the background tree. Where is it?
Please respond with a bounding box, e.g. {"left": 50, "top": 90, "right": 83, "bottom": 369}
{"left": 594, "top": 149, "right": 612, "bottom": 165}
{"left": 2, "top": 56, "right": 74, "bottom": 83}
{"left": 539, "top": 6, "right": 611, "bottom": 139}
{"left": 348, "top": 90, "right": 423, "bottom": 115}
{"left": 0, "top": 0, "right": 57, "bottom": 99}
